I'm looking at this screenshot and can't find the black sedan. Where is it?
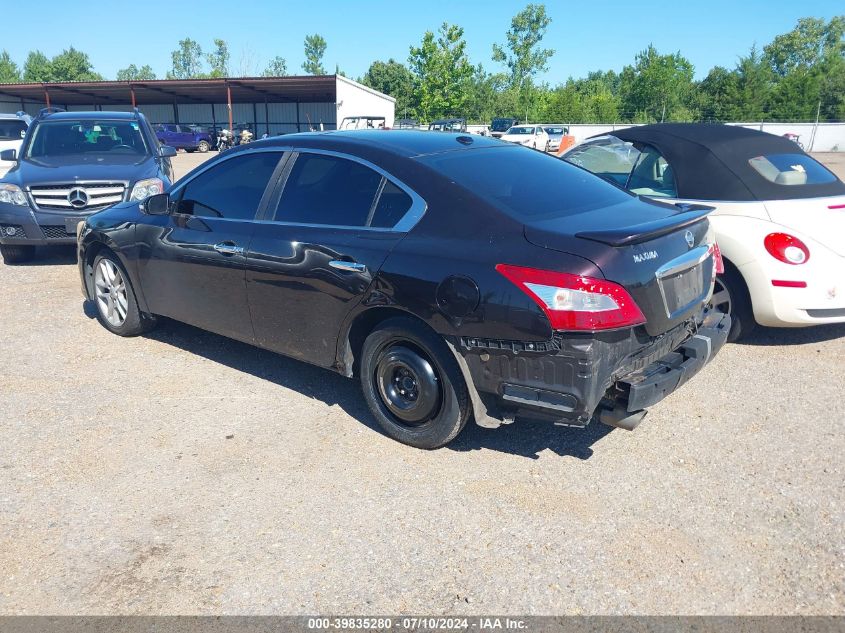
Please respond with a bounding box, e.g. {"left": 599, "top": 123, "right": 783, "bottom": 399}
{"left": 78, "top": 131, "right": 730, "bottom": 449}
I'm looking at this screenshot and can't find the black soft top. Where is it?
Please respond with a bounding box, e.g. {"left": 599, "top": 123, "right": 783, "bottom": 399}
{"left": 607, "top": 123, "right": 845, "bottom": 201}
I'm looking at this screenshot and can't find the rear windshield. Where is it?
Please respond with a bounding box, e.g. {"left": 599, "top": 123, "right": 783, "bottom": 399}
{"left": 544, "top": 127, "right": 565, "bottom": 135}
{"left": 0, "top": 119, "right": 27, "bottom": 141}
{"left": 748, "top": 153, "right": 836, "bottom": 186}
{"left": 26, "top": 120, "right": 149, "bottom": 158}
{"left": 491, "top": 119, "right": 515, "bottom": 132}
{"left": 507, "top": 126, "right": 534, "bottom": 135}
{"left": 420, "top": 146, "right": 633, "bottom": 220}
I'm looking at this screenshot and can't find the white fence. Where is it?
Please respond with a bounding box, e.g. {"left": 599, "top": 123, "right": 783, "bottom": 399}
{"left": 563, "top": 122, "right": 845, "bottom": 152}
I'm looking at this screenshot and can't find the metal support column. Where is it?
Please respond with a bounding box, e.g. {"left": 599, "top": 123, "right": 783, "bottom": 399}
{"left": 226, "top": 82, "right": 233, "bottom": 132}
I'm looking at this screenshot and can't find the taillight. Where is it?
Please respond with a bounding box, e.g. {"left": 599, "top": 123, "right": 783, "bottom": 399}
{"left": 709, "top": 242, "right": 725, "bottom": 275}
{"left": 764, "top": 233, "right": 810, "bottom": 265}
{"left": 495, "top": 264, "right": 646, "bottom": 331}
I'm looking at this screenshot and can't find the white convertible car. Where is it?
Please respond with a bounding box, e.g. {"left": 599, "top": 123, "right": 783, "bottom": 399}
{"left": 563, "top": 124, "right": 845, "bottom": 341}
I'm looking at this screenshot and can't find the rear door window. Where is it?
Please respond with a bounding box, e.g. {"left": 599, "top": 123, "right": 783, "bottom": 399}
{"left": 274, "top": 153, "right": 383, "bottom": 227}
{"left": 175, "top": 151, "right": 282, "bottom": 220}
{"left": 748, "top": 154, "right": 837, "bottom": 186}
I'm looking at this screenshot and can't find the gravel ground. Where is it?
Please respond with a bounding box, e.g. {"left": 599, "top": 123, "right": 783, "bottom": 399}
{"left": 0, "top": 152, "right": 843, "bottom": 615}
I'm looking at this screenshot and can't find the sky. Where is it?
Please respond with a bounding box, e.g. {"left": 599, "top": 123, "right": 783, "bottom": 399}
{"left": 2, "top": 0, "right": 843, "bottom": 82}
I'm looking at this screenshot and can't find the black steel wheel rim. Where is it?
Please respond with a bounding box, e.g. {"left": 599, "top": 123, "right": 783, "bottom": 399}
{"left": 375, "top": 344, "right": 442, "bottom": 426}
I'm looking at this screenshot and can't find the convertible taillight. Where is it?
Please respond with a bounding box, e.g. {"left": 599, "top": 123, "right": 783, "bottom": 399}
{"left": 496, "top": 264, "right": 646, "bottom": 331}
{"left": 764, "top": 233, "right": 810, "bottom": 265}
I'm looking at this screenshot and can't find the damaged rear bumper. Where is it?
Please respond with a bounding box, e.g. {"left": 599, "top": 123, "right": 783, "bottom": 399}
{"left": 450, "top": 309, "right": 730, "bottom": 430}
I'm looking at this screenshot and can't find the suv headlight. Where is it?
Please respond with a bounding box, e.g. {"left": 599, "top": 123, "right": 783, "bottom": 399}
{"left": 0, "top": 184, "right": 27, "bottom": 206}
{"left": 129, "top": 178, "right": 164, "bottom": 202}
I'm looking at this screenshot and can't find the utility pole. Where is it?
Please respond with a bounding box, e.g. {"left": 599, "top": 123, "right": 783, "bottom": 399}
{"left": 809, "top": 100, "right": 821, "bottom": 152}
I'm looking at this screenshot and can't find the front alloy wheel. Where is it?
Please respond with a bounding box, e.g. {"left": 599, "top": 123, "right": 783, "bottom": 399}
{"left": 95, "top": 258, "right": 129, "bottom": 327}
{"left": 91, "top": 252, "right": 156, "bottom": 336}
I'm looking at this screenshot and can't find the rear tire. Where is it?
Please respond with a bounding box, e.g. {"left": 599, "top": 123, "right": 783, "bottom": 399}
{"left": 197, "top": 140, "right": 210, "bottom": 153}
{"left": 92, "top": 252, "right": 156, "bottom": 337}
{"left": 711, "top": 267, "right": 755, "bottom": 342}
{"left": 0, "top": 244, "right": 35, "bottom": 264}
{"left": 360, "top": 317, "right": 471, "bottom": 449}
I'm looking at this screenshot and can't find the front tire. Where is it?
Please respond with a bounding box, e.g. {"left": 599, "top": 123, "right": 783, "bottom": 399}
{"left": 92, "top": 252, "right": 156, "bottom": 337}
{"left": 360, "top": 317, "right": 471, "bottom": 449}
{"left": 0, "top": 244, "right": 35, "bottom": 264}
{"left": 711, "top": 267, "right": 755, "bottom": 342}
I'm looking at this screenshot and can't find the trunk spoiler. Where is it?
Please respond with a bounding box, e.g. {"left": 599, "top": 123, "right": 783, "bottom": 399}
{"left": 575, "top": 205, "right": 713, "bottom": 247}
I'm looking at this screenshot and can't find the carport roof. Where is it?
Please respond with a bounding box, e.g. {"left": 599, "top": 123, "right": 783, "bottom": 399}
{"left": 0, "top": 75, "right": 339, "bottom": 106}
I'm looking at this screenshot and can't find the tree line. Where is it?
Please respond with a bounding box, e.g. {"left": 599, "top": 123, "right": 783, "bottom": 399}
{"left": 0, "top": 6, "right": 842, "bottom": 124}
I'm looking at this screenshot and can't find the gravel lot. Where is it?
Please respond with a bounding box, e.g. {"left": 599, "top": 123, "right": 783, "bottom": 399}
{"left": 0, "top": 151, "right": 843, "bottom": 615}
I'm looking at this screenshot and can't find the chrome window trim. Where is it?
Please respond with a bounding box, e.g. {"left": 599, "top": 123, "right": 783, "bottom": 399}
{"left": 166, "top": 145, "right": 428, "bottom": 233}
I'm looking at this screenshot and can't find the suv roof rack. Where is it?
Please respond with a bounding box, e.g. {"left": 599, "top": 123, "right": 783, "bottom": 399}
{"left": 37, "top": 107, "right": 66, "bottom": 119}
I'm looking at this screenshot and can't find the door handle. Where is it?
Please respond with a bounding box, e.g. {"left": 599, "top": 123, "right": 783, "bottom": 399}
{"left": 329, "top": 260, "right": 367, "bottom": 274}
{"left": 213, "top": 242, "right": 244, "bottom": 255}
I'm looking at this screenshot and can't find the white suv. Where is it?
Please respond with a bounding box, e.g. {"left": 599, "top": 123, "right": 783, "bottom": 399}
{"left": 0, "top": 112, "right": 31, "bottom": 179}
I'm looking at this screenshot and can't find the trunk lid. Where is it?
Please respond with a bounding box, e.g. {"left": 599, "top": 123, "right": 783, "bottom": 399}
{"left": 524, "top": 199, "right": 716, "bottom": 337}
{"left": 764, "top": 195, "right": 845, "bottom": 257}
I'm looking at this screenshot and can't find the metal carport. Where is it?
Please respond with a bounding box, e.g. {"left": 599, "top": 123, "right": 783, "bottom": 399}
{"left": 0, "top": 75, "right": 393, "bottom": 135}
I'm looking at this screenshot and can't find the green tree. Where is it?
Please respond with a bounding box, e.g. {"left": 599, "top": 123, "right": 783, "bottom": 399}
{"left": 302, "top": 34, "right": 327, "bottom": 75}
{"left": 206, "top": 39, "right": 229, "bottom": 77}
{"left": 408, "top": 22, "right": 474, "bottom": 121}
{"left": 23, "top": 50, "right": 53, "bottom": 82}
{"left": 733, "top": 45, "right": 773, "bottom": 120}
{"left": 492, "top": 3, "right": 554, "bottom": 116}
{"left": 764, "top": 16, "right": 844, "bottom": 77}
{"left": 49, "top": 47, "right": 103, "bottom": 81}
{"left": 0, "top": 50, "right": 21, "bottom": 83}
{"left": 763, "top": 16, "right": 845, "bottom": 120}
{"left": 697, "top": 66, "right": 741, "bottom": 121}
{"left": 618, "top": 45, "right": 696, "bottom": 121}
{"left": 263, "top": 56, "right": 288, "bottom": 77}
{"left": 362, "top": 59, "right": 416, "bottom": 118}
{"left": 116, "top": 64, "right": 156, "bottom": 81}
{"left": 168, "top": 38, "right": 203, "bottom": 79}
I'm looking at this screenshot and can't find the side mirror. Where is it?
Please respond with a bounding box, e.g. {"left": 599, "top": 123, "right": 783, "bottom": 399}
{"left": 142, "top": 193, "right": 171, "bottom": 216}
{"left": 159, "top": 145, "right": 177, "bottom": 158}
{"left": 0, "top": 149, "right": 17, "bottom": 162}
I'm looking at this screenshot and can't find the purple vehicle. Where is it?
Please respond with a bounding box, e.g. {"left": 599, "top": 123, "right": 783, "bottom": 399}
{"left": 154, "top": 124, "right": 213, "bottom": 153}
